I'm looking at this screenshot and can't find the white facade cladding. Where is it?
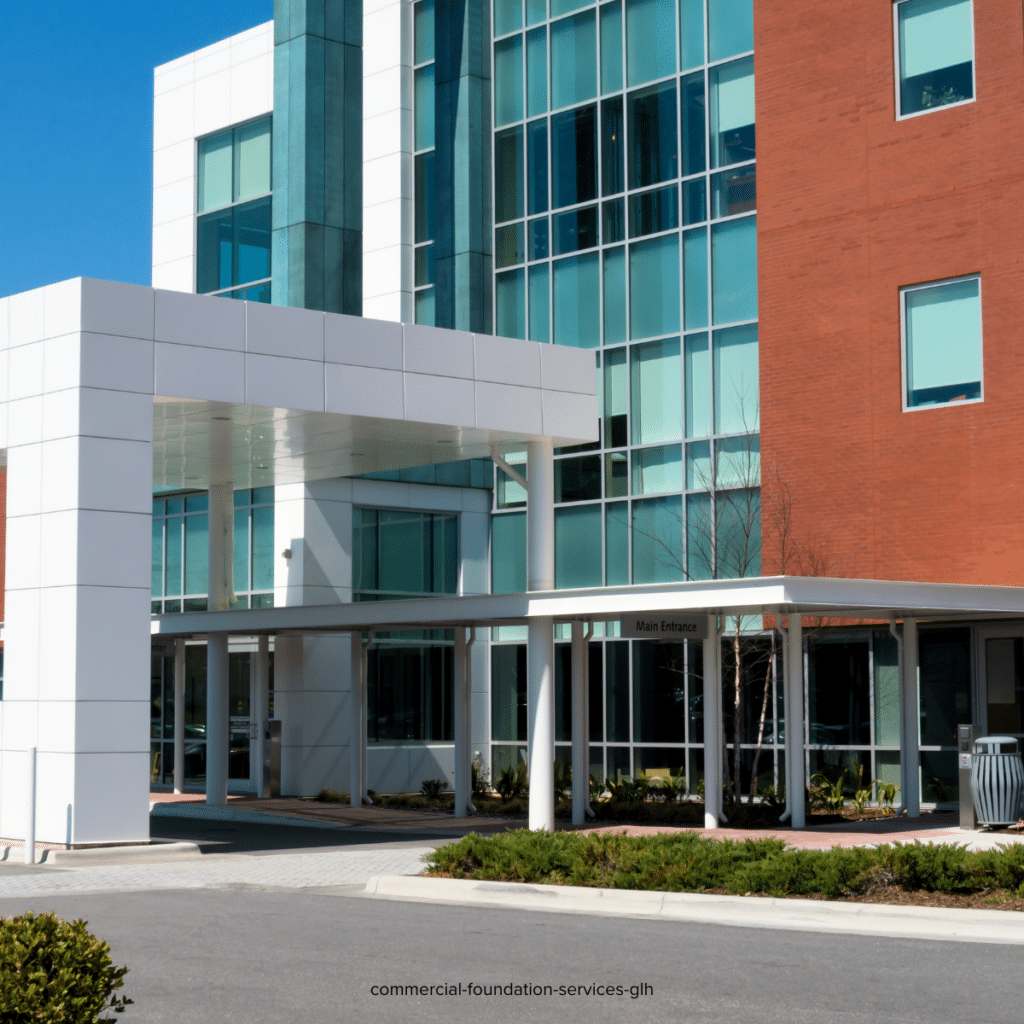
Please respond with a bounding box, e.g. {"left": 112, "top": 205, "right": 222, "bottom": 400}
{"left": 0, "top": 277, "right": 597, "bottom": 845}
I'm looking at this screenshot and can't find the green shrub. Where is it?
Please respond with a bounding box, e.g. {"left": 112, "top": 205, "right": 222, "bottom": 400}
{"left": 495, "top": 761, "right": 529, "bottom": 802}
{"left": 420, "top": 779, "right": 448, "bottom": 799}
{"left": 317, "top": 788, "right": 349, "bottom": 804}
{"left": 0, "top": 911, "right": 132, "bottom": 1023}
{"left": 471, "top": 757, "right": 490, "bottom": 797}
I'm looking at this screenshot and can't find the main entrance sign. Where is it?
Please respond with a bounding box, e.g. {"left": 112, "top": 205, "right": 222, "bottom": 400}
{"left": 619, "top": 615, "right": 708, "bottom": 640}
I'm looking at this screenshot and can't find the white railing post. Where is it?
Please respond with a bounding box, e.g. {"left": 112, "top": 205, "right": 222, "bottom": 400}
{"left": 25, "top": 746, "right": 37, "bottom": 865}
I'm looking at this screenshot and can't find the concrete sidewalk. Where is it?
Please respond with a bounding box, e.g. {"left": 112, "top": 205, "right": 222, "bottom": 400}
{"left": 364, "top": 874, "right": 1024, "bottom": 945}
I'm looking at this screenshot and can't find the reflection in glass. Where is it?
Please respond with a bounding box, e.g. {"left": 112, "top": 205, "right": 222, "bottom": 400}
{"left": 496, "top": 269, "right": 527, "bottom": 339}
{"left": 629, "top": 184, "right": 679, "bottom": 237}
{"left": 603, "top": 246, "right": 627, "bottom": 345}
{"left": 711, "top": 164, "right": 756, "bottom": 218}
{"left": 552, "top": 105, "right": 598, "bottom": 208}
{"left": 529, "top": 263, "right": 550, "bottom": 341}
{"left": 709, "top": 57, "right": 755, "bottom": 167}
{"left": 527, "top": 27, "right": 548, "bottom": 116}
{"left": 551, "top": 11, "right": 598, "bottom": 110}
{"left": 711, "top": 215, "right": 757, "bottom": 324}
{"left": 601, "top": 97, "right": 625, "bottom": 194}
{"left": 553, "top": 205, "right": 599, "bottom": 254}
{"left": 553, "top": 252, "right": 601, "bottom": 347}
{"left": 625, "top": 0, "right": 676, "bottom": 87}
{"left": 628, "top": 81, "right": 678, "bottom": 188}
{"left": 495, "top": 126, "right": 525, "bottom": 222}
{"left": 600, "top": 1, "right": 623, "bottom": 94}
{"left": 629, "top": 233, "right": 679, "bottom": 340}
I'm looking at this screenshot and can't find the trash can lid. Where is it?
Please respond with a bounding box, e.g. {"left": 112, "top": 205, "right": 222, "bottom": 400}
{"left": 975, "top": 735, "right": 1019, "bottom": 753}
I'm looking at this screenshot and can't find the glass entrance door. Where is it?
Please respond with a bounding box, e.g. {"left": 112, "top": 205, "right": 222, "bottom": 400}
{"left": 978, "top": 628, "right": 1024, "bottom": 741}
{"left": 229, "top": 651, "right": 254, "bottom": 790}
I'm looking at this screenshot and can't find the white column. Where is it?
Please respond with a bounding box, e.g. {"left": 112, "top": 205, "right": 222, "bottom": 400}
{"left": 453, "top": 627, "right": 469, "bottom": 818}
{"left": 702, "top": 616, "right": 722, "bottom": 829}
{"left": 526, "top": 439, "right": 555, "bottom": 832}
{"left": 778, "top": 624, "right": 791, "bottom": 821}
{"left": 206, "top": 634, "right": 229, "bottom": 806}
{"left": 349, "top": 633, "right": 366, "bottom": 807}
{"left": 207, "top": 483, "right": 233, "bottom": 612}
{"left": 252, "top": 635, "right": 269, "bottom": 798}
{"left": 24, "top": 747, "right": 36, "bottom": 865}
{"left": 173, "top": 639, "right": 185, "bottom": 794}
{"left": 900, "top": 617, "right": 921, "bottom": 818}
{"left": 571, "top": 620, "right": 588, "bottom": 826}
{"left": 787, "top": 615, "right": 806, "bottom": 829}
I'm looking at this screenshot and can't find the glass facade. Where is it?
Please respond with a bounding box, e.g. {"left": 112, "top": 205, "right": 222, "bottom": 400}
{"left": 896, "top": 0, "right": 974, "bottom": 118}
{"left": 196, "top": 117, "right": 272, "bottom": 302}
{"left": 413, "top": 0, "right": 437, "bottom": 324}
{"left": 490, "top": 0, "right": 759, "bottom": 783}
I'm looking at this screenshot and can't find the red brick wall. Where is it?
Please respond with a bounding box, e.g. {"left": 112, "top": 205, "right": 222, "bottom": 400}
{"left": 757, "top": 0, "right": 1024, "bottom": 585}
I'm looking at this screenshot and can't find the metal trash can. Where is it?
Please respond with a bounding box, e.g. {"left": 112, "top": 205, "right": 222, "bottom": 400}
{"left": 969, "top": 735, "right": 1024, "bottom": 827}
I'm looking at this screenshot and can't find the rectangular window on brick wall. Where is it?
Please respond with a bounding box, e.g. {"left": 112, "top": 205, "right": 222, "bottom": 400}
{"left": 895, "top": 0, "right": 975, "bottom": 118}
{"left": 902, "top": 276, "right": 982, "bottom": 410}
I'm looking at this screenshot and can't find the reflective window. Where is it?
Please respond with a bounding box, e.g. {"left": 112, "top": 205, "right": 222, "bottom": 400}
{"left": 553, "top": 252, "right": 601, "bottom": 347}
{"left": 551, "top": 11, "right": 598, "bottom": 109}
{"left": 551, "top": 104, "right": 598, "bottom": 208}
{"left": 354, "top": 508, "right": 458, "bottom": 597}
{"left": 632, "top": 444, "right": 683, "bottom": 495}
{"left": 625, "top": 0, "right": 675, "bottom": 87}
{"left": 529, "top": 263, "right": 551, "bottom": 340}
{"left": 495, "top": 0, "right": 524, "bottom": 36}
{"left": 600, "top": 2, "right": 623, "bottom": 94}
{"left": 629, "top": 233, "right": 680, "bottom": 339}
{"left": 896, "top": 0, "right": 974, "bottom": 117}
{"left": 711, "top": 215, "right": 757, "bottom": 324}
{"left": 527, "top": 27, "right": 548, "bottom": 115}
{"left": 555, "top": 505, "right": 603, "bottom": 588}
{"left": 196, "top": 196, "right": 271, "bottom": 297}
{"left": 495, "top": 126, "right": 525, "bottom": 222}
{"left": 713, "top": 323, "right": 759, "bottom": 433}
{"left": 553, "top": 205, "right": 599, "bottom": 254}
{"left": 708, "top": 0, "right": 753, "bottom": 62}
{"left": 495, "top": 35, "right": 524, "bottom": 126}
{"left": 903, "top": 276, "right": 982, "bottom": 408}
{"left": 415, "top": 64, "right": 437, "bottom": 145}
{"left": 603, "top": 245, "right": 627, "bottom": 344}
{"left": 631, "top": 336, "right": 682, "bottom": 444}
{"left": 628, "top": 81, "right": 678, "bottom": 188}
{"left": 629, "top": 184, "right": 679, "bottom": 237}
{"left": 496, "top": 268, "right": 527, "bottom": 339}
{"left": 632, "top": 495, "right": 683, "bottom": 583}
{"left": 709, "top": 57, "right": 754, "bottom": 168}
{"left": 527, "top": 119, "right": 550, "bottom": 213}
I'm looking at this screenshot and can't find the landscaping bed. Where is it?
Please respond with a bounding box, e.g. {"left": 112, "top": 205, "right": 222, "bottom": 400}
{"left": 423, "top": 829, "right": 1024, "bottom": 911}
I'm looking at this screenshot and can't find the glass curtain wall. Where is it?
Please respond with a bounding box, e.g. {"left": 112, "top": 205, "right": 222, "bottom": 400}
{"left": 414, "top": 0, "right": 437, "bottom": 324}
{"left": 490, "top": 0, "right": 760, "bottom": 787}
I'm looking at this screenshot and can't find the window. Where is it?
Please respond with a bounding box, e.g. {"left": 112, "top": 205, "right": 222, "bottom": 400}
{"left": 902, "top": 276, "right": 982, "bottom": 409}
{"left": 353, "top": 508, "right": 458, "bottom": 599}
{"left": 895, "top": 0, "right": 974, "bottom": 118}
{"left": 196, "top": 117, "right": 272, "bottom": 301}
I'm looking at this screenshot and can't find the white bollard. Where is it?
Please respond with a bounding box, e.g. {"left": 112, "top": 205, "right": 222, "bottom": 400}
{"left": 25, "top": 746, "right": 37, "bottom": 865}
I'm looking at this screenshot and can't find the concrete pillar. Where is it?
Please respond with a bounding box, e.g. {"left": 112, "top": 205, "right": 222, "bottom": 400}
{"left": 206, "top": 633, "right": 229, "bottom": 806}
{"left": 207, "top": 482, "right": 233, "bottom": 612}
{"left": 702, "top": 616, "right": 722, "bottom": 829}
{"left": 253, "top": 635, "right": 269, "bottom": 798}
{"left": 779, "top": 624, "right": 792, "bottom": 821}
{"left": 349, "top": 633, "right": 367, "bottom": 807}
{"left": 173, "top": 639, "right": 185, "bottom": 794}
{"left": 526, "top": 439, "right": 555, "bottom": 832}
{"left": 900, "top": 617, "right": 921, "bottom": 817}
{"left": 571, "top": 620, "right": 588, "bottom": 826}
{"left": 787, "top": 615, "right": 806, "bottom": 829}
{"left": 453, "top": 627, "right": 469, "bottom": 818}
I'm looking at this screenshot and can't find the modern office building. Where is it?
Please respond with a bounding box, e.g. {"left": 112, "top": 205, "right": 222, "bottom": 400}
{"left": 4, "top": 0, "right": 1024, "bottom": 847}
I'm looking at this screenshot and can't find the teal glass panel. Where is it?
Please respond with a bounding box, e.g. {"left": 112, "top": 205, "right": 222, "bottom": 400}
{"left": 716, "top": 488, "right": 760, "bottom": 578}
{"left": 632, "top": 495, "right": 683, "bottom": 583}
{"left": 252, "top": 505, "right": 274, "bottom": 591}
{"left": 492, "top": 512, "right": 527, "bottom": 593}
{"left": 713, "top": 323, "right": 759, "bottom": 433}
{"left": 529, "top": 263, "right": 550, "bottom": 341}
{"left": 905, "top": 278, "right": 982, "bottom": 407}
{"left": 898, "top": 0, "right": 974, "bottom": 116}
{"left": 625, "top": 0, "right": 675, "bottom": 87}
{"left": 415, "top": 65, "right": 436, "bottom": 148}
{"left": 709, "top": 56, "right": 755, "bottom": 167}
{"left": 708, "top": 0, "right": 753, "bottom": 61}
{"left": 234, "top": 119, "right": 271, "bottom": 203}
{"left": 604, "top": 345, "right": 628, "bottom": 447}
{"left": 235, "top": 197, "right": 271, "bottom": 286}
{"left": 415, "top": 289, "right": 436, "bottom": 326}
{"left": 605, "top": 451, "right": 628, "bottom": 496}
{"left": 683, "top": 227, "right": 708, "bottom": 329}
{"left": 153, "top": 498, "right": 166, "bottom": 515}
{"left": 492, "top": 646, "right": 527, "bottom": 741}
{"left": 553, "top": 206, "right": 599, "bottom": 254}
{"left": 527, "top": 28, "right": 548, "bottom": 116}
{"left": 555, "top": 505, "right": 603, "bottom": 588}
{"left": 415, "top": 151, "right": 435, "bottom": 241}
{"left": 680, "top": 0, "right": 705, "bottom": 70}
{"left": 152, "top": 519, "right": 163, "bottom": 597}
{"left": 233, "top": 508, "right": 248, "bottom": 593}
{"left": 353, "top": 508, "right": 377, "bottom": 592}
{"left": 166, "top": 497, "right": 183, "bottom": 514}
{"left": 716, "top": 434, "right": 759, "bottom": 489}
{"left": 496, "top": 269, "right": 527, "bottom": 339}
{"left": 433, "top": 514, "right": 459, "bottom": 593}
{"left": 495, "top": 126, "right": 524, "bottom": 222}
{"left": 551, "top": 12, "right": 598, "bottom": 110}
{"left": 555, "top": 455, "right": 601, "bottom": 501}
{"left": 711, "top": 164, "right": 756, "bottom": 219}
{"left": 185, "top": 494, "right": 208, "bottom": 513}
{"left": 552, "top": 0, "right": 593, "bottom": 16}
{"left": 553, "top": 252, "right": 601, "bottom": 348}
{"left": 873, "top": 630, "right": 901, "bottom": 746}
{"left": 497, "top": 455, "right": 528, "bottom": 508}
{"left": 603, "top": 198, "right": 625, "bottom": 242}
{"left": 165, "top": 518, "right": 182, "bottom": 596}
{"left": 527, "top": 0, "right": 548, "bottom": 25}
{"left": 414, "top": 0, "right": 435, "bottom": 63}
{"left": 603, "top": 246, "right": 626, "bottom": 345}
{"left": 686, "top": 439, "right": 710, "bottom": 489}
{"left": 631, "top": 444, "right": 683, "bottom": 495}
{"left": 495, "top": 0, "right": 524, "bottom": 36}
{"left": 233, "top": 488, "right": 251, "bottom": 508}
{"left": 600, "top": 2, "right": 623, "bottom": 94}
{"left": 529, "top": 216, "right": 550, "bottom": 259}
{"left": 415, "top": 244, "right": 435, "bottom": 286}
{"left": 196, "top": 208, "right": 233, "bottom": 292}
{"left": 377, "top": 511, "right": 428, "bottom": 593}
{"left": 629, "top": 184, "right": 678, "bottom": 237}
{"left": 184, "top": 513, "right": 208, "bottom": 595}
{"left": 681, "top": 71, "right": 706, "bottom": 175}
{"left": 496, "top": 222, "right": 526, "bottom": 267}
{"left": 198, "top": 130, "right": 232, "bottom": 213}
{"left": 711, "top": 215, "right": 756, "bottom": 324}
{"left": 253, "top": 486, "right": 273, "bottom": 505}
{"left": 606, "top": 641, "right": 630, "bottom": 741}
{"left": 601, "top": 97, "right": 624, "bottom": 194}
{"left": 629, "top": 233, "right": 680, "bottom": 340}
{"left": 494, "top": 36, "right": 523, "bottom": 127}
{"left": 551, "top": 105, "right": 598, "bottom": 208}
{"left": 684, "top": 332, "right": 710, "bottom": 437}
{"left": 628, "top": 81, "right": 678, "bottom": 187}
{"left": 527, "top": 119, "right": 549, "bottom": 213}
{"left": 606, "top": 502, "right": 629, "bottom": 584}
{"left": 685, "top": 492, "right": 712, "bottom": 580}
{"left": 683, "top": 178, "right": 706, "bottom": 225}
{"left": 630, "top": 336, "right": 682, "bottom": 444}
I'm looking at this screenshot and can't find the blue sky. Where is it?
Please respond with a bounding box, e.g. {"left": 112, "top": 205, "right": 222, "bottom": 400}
{"left": 0, "top": 1, "right": 273, "bottom": 299}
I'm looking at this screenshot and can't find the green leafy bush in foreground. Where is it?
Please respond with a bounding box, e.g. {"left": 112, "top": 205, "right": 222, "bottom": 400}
{"left": 1, "top": 911, "right": 132, "bottom": 1023}
{"left": 425, "top": 830, "right": 1024, "bottom": 900}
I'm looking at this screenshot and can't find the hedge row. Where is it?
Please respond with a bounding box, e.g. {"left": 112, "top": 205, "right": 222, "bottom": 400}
{"left": 424, "top": 830, "right": 1024, "bottom": 900}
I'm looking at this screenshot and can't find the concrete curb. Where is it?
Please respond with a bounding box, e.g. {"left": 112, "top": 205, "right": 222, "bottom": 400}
{"left": 150, "top": 803, "right": 354, "bottom": 830}
{"left": 40, "top": 842, "right": 204, "bottom": 865}
{"left": 363, "top": 875, "right": 1024, "bottom": 945}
